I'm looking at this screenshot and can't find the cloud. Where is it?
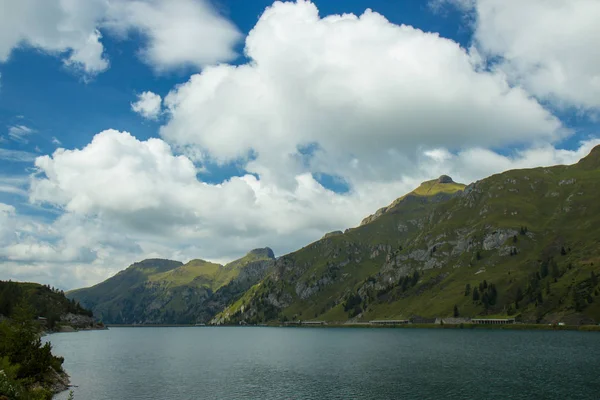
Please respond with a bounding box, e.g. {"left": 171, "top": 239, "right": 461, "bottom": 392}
{"left": 419, "top": 138, "right": 600, "bottom": 184}
{"left": 51, "top": 137, "right": 62, "bottom": 146}
{"left": 0, "top": 0, "right": 241, "bottom": 75}
{"left": 160, "top": 0, "right": 563, "bottom": 190}
{"left": 7, "top": 125, "right": 35, "bottom": 143}
{"left": 0, "top": 175, "right": 29, "bottom": 196}
{"left": 131, "top": 91, "right": 162, "bottom": 120}
{"left": 0, "top": 0, "right": 110, "bottom": 75}
{"left": 440, "top": 0, "right": 600, "bottom": 111}
{"left": 0, "top": 148, "right": 37, "bottom": 162}
{"left": 106, "top": 0, "right": 242, "bottom": 71}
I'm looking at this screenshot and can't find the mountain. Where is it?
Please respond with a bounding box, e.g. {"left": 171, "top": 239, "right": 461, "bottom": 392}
{"left": 214, "top": 146, "right": 600, "bottom": 325}
{"left": 67, "top": 248, "right": 275, "bottom": 324}
{"left": 0, "top": 280, "right": 95, "bottom": 330}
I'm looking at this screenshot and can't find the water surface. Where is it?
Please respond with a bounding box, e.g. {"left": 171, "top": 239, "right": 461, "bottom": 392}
{"left": 47, "top": 327, "right": 600, "bottom": 399}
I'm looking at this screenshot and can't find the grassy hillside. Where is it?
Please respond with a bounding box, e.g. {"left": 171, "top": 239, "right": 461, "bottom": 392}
{"left": 214, "top": 146, "right": 600, "bottom": 326}
{"left": 68, "top": 249, "right": 275, "bottom": 324}
{"left": 0, "top": 281, "right": 93, "bottom": 330}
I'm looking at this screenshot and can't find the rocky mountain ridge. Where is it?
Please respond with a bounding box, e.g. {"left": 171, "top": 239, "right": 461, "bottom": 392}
{"left": 67, "top": 248, "right": 275, "bottom": 324}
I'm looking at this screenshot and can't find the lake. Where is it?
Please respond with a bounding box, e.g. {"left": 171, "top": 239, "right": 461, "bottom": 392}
{"left": 46, "top": 327, "right": 600, "bottom": 399}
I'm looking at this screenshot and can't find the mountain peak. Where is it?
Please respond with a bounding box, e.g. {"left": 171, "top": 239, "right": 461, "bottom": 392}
{"left": 248, "top": 247, "right": 275, "bottom": 259}
{"left": 437, "top": 175, "right": 454, "bottom": 184}
{"left": 577, "top": 145, "right": 600, "bottom": 169}
{"left": 129, "top": 259, "right": 183, "bottom": 273}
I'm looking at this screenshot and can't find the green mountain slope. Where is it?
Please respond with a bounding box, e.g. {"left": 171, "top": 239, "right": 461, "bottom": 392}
{"left": 68, "top": 249, "right": 275, "bottom": 324}
{"left": 0, "top": 281, "right": 94, "bottom": 330}
{"left": 214, "top": 147, "right": 600, "bottom": 325}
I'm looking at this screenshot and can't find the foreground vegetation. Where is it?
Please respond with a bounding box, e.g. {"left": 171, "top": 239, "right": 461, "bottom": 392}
{"left": 0, "top": 303, "right": 69, "bottom": 399}
{"left": 0, "top": 281, "right": 96, "bottom": 399}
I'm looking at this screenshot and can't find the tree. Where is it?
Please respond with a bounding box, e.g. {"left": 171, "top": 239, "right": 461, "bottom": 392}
{"left": 411, "top": 270, "right": 420, "bottom": 286}
{"left": 472, "top": 287, "right": 480, "bottom": 302}
{"left": 591, "top": 271, "right": 598, "bottom": 287}
{"left": 540, "top": 260, "right": 549, "bottom": 278}
{"left": 453, "top": 305, "right": 459, "bottom": 317}
{"left": 489, "top": 284, "right": 497, "bottom": 305}
{"left": 513, "top": 235, "right": 518, "bottom": 243}
{"left": 482, "top": 293, "right": 490, "bottom": 309}
{"left": 574, "top": 290, "right": 585, "bottom": 312}
{"left": 401, "top": 277, "right": 409, "bottom": 291}
{"left": 476, "top": 251, "right": 482, "bottom": 261}
{"left": 560, "top": 246, "right": 567, "bottom": 256}
{"left": 464, "top": 283, "right": 471, "bottom": 296}
{"left": 516, "top": 287, "right": 524, "bottom": 302}
{"left": 483, "top": 280, "right": 488, "bottom": 290}
{"left": 550, "top": 259, "right": 560, "bottom": 279}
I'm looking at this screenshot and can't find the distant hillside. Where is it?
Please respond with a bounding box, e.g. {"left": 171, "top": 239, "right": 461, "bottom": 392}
{"left": 0, "top": 281, "right": 94, "bottom": 330}
{"left": 214, "top": 146, "right": 600, "bottom": 326}
{"left": 68, "top": 248, "right": 275, "bottom": 324}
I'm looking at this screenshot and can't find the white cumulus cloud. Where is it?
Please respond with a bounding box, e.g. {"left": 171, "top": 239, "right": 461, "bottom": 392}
{"left": 0, "top": 0, "right": 241, "bottom": 75}
{"left": 131, "top": 91, "right": 163, "bottom": 120}
{"left": 441, "top": 0, "right": 600, "bottom": 111}
{"left": 160, "top": 0, "right": 563, "bottom": 190}
{"left": 106, "top": 0, "right": 242, "bottom": 71}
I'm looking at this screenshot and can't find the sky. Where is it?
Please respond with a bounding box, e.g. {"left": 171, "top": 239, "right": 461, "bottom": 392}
{"left": 0, "top": 0, "right": 599, "bottom": 290}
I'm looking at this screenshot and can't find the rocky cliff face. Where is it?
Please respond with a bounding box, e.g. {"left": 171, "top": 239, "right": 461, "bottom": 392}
{"left": 216, "top": 146, "right": 600, "bottom": 325}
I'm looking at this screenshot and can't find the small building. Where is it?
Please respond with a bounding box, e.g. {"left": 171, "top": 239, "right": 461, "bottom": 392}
{"left": 369, "top": 320, "right": 409, "bottom": 325}
{"left": 411, "top": 316, "right": 436, "bottom": 324}
{"left": 471, "top": 318, "right": 515, "bottom": 325}
{"left": 301, "top": 321, "right": 326, "bottom": 326}
{"left": 435, "top": 317, "right": 471, "bottom": 325}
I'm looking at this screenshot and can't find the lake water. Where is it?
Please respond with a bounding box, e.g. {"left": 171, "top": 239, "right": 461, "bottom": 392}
{"left": 46, "top": 327, "right": 600, "bottom": 399}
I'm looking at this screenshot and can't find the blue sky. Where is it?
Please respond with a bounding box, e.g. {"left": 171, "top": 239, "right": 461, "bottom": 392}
{"left": 0, "top": 0, "right": 598, "bottom": 289}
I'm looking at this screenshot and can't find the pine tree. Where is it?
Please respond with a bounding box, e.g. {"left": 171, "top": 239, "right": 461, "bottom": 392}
{"left": 472, "top": 287, "right": 480, "bottom": 302}
{"left": 411, "top": 270, "right": 420, "bottom": 286}
{"left": 453, "top": 305, "right": 459, "bottom": 317}
{"left": 489, "top": 284, "right": 497, "bottom": 305}
{"left": 516, "top": 287, "right": 524, "bottom": 302}
{"left": 482, "top": 293, "right": 490, "bottom": 309}
{"left": 550, "top": 258, "right": 560, "bottom": 279}
{"left": 540, "top": 260, "right": 549, "bottom": 278}
{"left": 464, "top": 283, "right": 471, "bottom": 296}
{"left": 591, "top": 271, "right": 598, "bottom": 287}
{"left": 560, "top": 246, "right": 567, "bottom": 256}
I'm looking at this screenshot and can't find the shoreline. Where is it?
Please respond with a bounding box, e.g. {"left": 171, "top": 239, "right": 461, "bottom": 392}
{"left": 101, "top": 323, "right": 600, "bottom": 331}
